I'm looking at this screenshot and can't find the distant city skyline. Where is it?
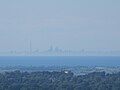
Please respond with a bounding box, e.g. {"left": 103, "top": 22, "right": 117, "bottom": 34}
{"left": 0, "top": 0, "right": 120, "bottom": 54}
{"left": 0, "top": 46, "right": 120, "bottom": 56}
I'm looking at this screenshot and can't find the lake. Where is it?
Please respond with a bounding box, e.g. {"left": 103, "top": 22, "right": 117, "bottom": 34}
{"left": 0, "top": 56, "right": 120, "bottom": 67}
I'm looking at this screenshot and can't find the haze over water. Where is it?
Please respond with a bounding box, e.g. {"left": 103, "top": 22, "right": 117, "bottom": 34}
{"left": 0, "top": 56, "right": 120, "bottom": 67}
{"left": 0, "top": 0, "right": 120, "bottom": 53}
{"left": 0, "top": 1, "right": 120, "bottom": 67}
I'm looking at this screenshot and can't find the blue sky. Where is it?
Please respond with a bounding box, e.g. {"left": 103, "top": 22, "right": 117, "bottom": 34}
{"left": 0, "top": 0, "right": 120, "bottom": 52}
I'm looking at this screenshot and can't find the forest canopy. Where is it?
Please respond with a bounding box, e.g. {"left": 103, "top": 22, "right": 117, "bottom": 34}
{"left": 0, "top": 71, "right": 120, "bottom": 90}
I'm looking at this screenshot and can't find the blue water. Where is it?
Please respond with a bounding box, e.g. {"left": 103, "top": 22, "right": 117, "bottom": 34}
{"left": 0, "top": 56, "right": 120, "bottom": 67}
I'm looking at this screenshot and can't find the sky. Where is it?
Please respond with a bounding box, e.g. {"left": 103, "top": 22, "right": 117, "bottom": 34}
{"left": 0, "top": 0, "right": 120, "bottom": 52}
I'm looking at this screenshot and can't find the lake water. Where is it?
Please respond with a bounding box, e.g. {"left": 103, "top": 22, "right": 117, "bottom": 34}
{"left": 0, "top": 56, "right": 120, "bottom": 67}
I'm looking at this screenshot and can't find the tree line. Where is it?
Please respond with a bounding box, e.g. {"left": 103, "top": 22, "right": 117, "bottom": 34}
{"left": 0, "top": 70, "right": 120, "bottom": 90}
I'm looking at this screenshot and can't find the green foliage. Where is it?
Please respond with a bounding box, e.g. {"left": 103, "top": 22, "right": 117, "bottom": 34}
{"left": 0, "top": 71, "right": 120, "bottom": 90}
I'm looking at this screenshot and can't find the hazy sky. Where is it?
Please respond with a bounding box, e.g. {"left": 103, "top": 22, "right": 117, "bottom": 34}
{"left": 0, "top": 0, "right": 120, "bottom": 52}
